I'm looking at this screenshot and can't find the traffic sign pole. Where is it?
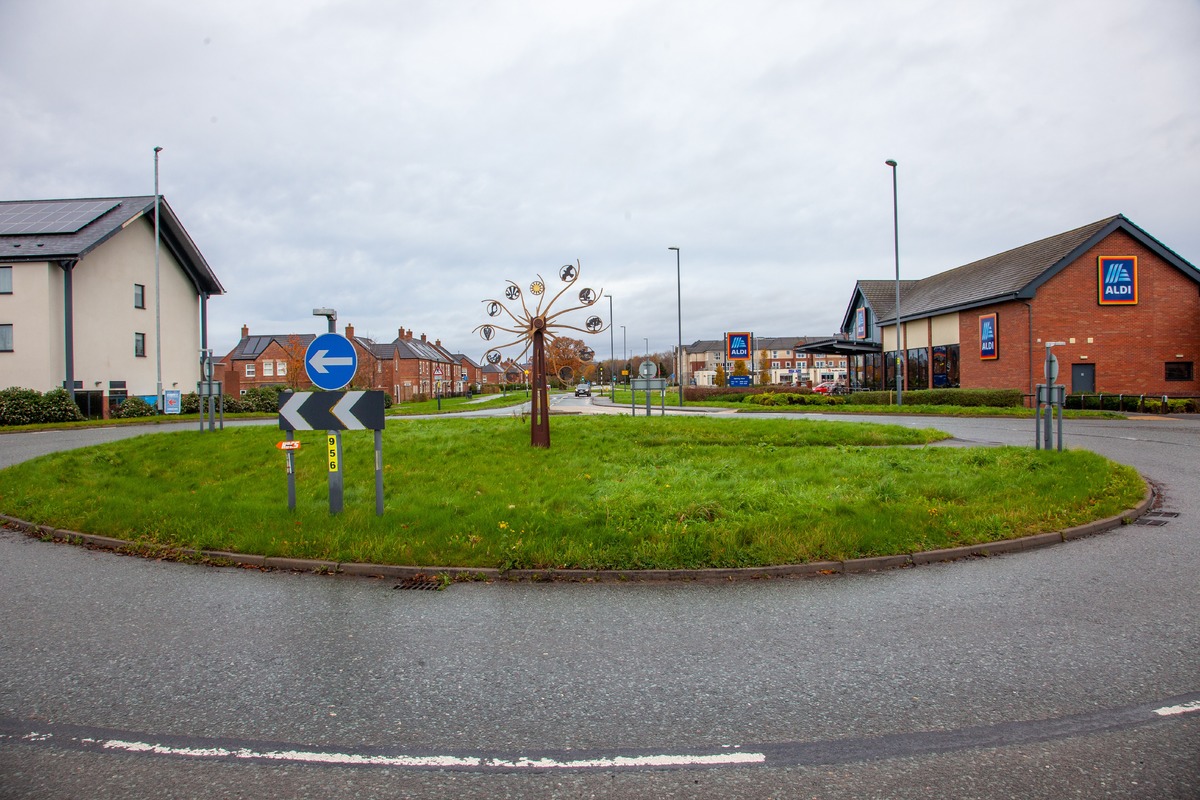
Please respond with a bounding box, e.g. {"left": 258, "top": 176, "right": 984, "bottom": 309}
{"left": 328, "top": 432, "right": 344, "bottom": 514}
{"left": 286, "top": 430, "right": 296, "bottom": 512}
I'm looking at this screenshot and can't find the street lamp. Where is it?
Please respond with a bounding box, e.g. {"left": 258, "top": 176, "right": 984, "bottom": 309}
{"left": 153, "top": 146, "right": 163, "bottom": 411}
{"left": 607, "top": 294, "right": 615, "bottom": 396}
{"left": 313, "top": 307, "right": 337, "bottom": 333}
{"left": 621, "top": 325, "right": 626, "bottom": 385}
{"left": 885, "top": 159, "right": 903, "bottom": 406}
{"left": 669, "top": 246, "right": 683, "bottom": 407}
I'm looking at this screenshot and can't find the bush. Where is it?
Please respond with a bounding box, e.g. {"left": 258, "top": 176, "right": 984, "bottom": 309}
{"left": 40, "top": 388, "right": 85, "bottom": 422}
{"left": 112, "top": 396, "right": 156, "bottom": 419}
{"left": 240, "top": 386, "right": 284, "bottom": 413}
{"left": 743, "top": 392, "right": 844, "bottom": 407}
{"left": 0, "top": 387, "right": 48, "bottom": 426}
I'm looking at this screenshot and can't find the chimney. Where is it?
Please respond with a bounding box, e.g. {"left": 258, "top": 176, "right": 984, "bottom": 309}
{"left": 398, "top": 328, "right": 404, "bottom": 342}
{"left": 241, "top": 324, "right": 249, "bottom": 339}
{"left": 420, "top": 333, "right": 427, "bottom": 342}
{"left": 435, "top": 339, "right": 441, "bottom": 348}
{"left": 345, "top": 323, "right": 355, "bottom": 339}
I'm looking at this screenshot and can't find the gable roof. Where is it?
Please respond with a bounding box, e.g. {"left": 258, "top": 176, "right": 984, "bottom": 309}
{"left": 873, "top": 214, "right": 1199, "bottom": 324}
{"left": 226, "top": 333, "right": 316, "bottom": 362}
{"left": 0, "top": 196, "right": 224, "bottom": 295}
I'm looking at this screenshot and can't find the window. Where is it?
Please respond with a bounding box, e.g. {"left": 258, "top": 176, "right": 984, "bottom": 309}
{"left": 245, "top": 363, "right": 256, "bottom": 378}
{"left": 263, "top": 360, "right": 274, "bottom": 377}
{"left": 134, "top": 283, "right": 145, "bottom": 308}
{"left": 277, "top": 360, "right": 287, "bottom": 376}
{"left": 134, "top": 332, "right": 145, "bottom": 357}
{"left": 0, "top": 324, "right": 12, "bottom": 351}
{"left": 0, "top": 266, "right": 12, "bottom": 294}
{"left": 1166, "top": 362, "right": 1194, "bottom": 381}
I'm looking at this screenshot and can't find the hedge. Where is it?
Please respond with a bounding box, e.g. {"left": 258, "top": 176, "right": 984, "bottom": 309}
{"left": 0, "top": 387, "right": 85, "bottom": 426}
{"left": 847, "top": 388, "right": 1025, "bottom": 408}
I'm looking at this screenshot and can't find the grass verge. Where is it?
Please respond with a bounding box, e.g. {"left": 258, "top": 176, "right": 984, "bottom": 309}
{"left": 0, "top": 415, "right": 1142, "bottom": 571}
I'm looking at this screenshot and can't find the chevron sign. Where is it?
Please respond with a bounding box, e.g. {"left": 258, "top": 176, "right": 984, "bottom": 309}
{"left": 278, "top": 391, "right": 386, "bottom": 431}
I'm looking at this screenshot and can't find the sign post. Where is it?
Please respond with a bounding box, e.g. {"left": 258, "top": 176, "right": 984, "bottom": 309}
{"left": 279, "top": 390, "right": 387, "bottom": 515}
{"left": 303, "top": 333, "right": 360, "bottom": 514}
{"left": 1036, "top": 342, "right": 1066, "bottom": 452}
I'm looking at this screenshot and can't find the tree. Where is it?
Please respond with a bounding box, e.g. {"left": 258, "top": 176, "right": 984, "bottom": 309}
{"left": 282, "top": 335, "right": 308, "bottom": 390}
{"left": 758, "top": 349, "right": 771, "bottom": 385}
{"left": 732, "top": 360, "right": 749, "bottom": 377}
{"left": 715, "top": 364, "right": 727, "bottom": 387}
{"left": 546, "top": 335, "right": 587, "bottom": 386}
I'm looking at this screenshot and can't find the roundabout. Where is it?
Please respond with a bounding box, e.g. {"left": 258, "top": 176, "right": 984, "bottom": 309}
{"left": 1, "top": 411, "right": 1198, "bottom": 798}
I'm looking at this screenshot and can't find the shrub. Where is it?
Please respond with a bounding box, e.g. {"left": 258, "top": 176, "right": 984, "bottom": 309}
{"left": 0, "top": 388, "right": 48, "bottom": 426}
{"left": 240, "top": 386, "right": 284, "bottom": 413}
{"left": 40, "top": 388, "right": 85, "bottom": 422}
{"left": 112, "top": 396, "right": 156, "bottom": 419}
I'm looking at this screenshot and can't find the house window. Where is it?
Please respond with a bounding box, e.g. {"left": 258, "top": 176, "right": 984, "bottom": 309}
{"left": 134, "top": 332, "right": 146, "bottom": 357}
{"left": 134, "top": 283, "right": 145, "bottom": 308}
{"left": 277, "top": 360, "right": 287, "bottom": 376}
{"left": 1165, "top": 362, "right": 1194, "bottom": 381}
{"left": 245, "top": 363, "right": 256, "bottom": 378}
{"left": 771, "top": 361, "right": 780, "bottom": 368}
{"left": 263, "top": 360, "right": 274, "bottom": 377}
{"left": 0, "top": 324, "right": 12, "bottom": 351}
{"left": 0, "top": 266, "right": 12, "bottom": 294}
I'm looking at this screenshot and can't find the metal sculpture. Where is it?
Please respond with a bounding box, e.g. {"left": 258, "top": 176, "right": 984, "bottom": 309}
{"left": 477, "top": 261, "right": 606, "bottom": 448}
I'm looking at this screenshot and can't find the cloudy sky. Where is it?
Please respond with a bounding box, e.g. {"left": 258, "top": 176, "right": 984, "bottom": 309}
{"left": 3, "top": 0, "right": 1197, "bottom": 361}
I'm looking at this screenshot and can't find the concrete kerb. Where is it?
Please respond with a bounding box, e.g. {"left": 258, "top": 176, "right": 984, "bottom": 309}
{"left": 0, "top": 479, "right": 1157, "bottom": 583}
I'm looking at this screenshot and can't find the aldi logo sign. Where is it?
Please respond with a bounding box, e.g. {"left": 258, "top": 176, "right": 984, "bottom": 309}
{"left": 726, "top": 332, "right": 751, "bottom": 360}
{"left": 1098, "top": 256, "right": 1138, "bottom": 305}
{"left": 855, "top": 307, "right": 866, "bottom": 339}
{"left": 979, "top": 313, "right": 998, "bottom": 360}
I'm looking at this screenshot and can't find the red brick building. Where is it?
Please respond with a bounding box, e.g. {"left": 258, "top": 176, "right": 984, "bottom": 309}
{"left": 818, "top": 215, "right": 1200, "bottom": 397}
{"left": 221, "top": 324, "right": 465, "bottom": 401}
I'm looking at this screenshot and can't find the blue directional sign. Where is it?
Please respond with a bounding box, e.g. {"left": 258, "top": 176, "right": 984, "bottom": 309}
{"left": 305, "top": 333, "right": 358, "bottom": 391}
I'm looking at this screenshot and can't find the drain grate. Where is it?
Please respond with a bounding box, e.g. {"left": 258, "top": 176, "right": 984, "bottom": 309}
{"left": 1143, "top": 511, "right": 1180, "bottom": 518}
{"left": 393, "top": 576, "right": 446, "bottom": 591}
{"left": 1135, "top": 519, "right": 1169, "bottom": 527}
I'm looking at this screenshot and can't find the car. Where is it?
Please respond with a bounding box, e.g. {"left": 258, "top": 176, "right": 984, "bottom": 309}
{"left": 813, "top": 381, "right": 846, "bottom": 395}
{"left": 574, "top": 383, "right": 591, "bottom": 397}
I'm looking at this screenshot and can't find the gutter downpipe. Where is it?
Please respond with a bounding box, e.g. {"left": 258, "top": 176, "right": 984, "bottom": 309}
{"left": 1023, "top": 301, "right": 1034, "bottom": 406}
{"left": 59, "top": 260, "right": 78, "bottom": 402}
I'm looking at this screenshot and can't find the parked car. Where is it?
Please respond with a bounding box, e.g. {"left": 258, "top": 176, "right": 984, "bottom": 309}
{"left": 813, "top": 381, "right": 846, "bottom": 395}
{"left": 574, "top": 383, "right": 592, "bottom": 397}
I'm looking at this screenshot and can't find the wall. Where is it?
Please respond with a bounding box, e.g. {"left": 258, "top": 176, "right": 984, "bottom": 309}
{"left": 960, "top": 229, "right": 1200, "bottom": 395}
{"left": 0, "top": 261, "right": 63, "bottom": 390}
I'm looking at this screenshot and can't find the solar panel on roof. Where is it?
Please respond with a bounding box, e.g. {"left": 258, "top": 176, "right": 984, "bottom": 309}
{"left": 0, "top": 200, "right": 121, "bottom": 235}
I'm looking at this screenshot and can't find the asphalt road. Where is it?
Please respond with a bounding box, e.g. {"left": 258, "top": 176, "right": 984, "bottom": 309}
{"left": 1, "top": 410, "right": 1198, "bottom": 798}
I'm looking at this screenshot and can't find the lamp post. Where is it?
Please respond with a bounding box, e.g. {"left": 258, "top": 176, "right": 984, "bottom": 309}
{"left": 669, "top": 246, "right": 683, "bottom": 407}
{"left": 644, "top": 337, "right": 649, "bottom": 357}
{"left": 621, "top": 325, "right": 626, "bottom": 385}
{"left": 885, "top": 158, "right": 903, "bottom": 406}
{"left": 153, "top": 146, "right": 163, "bottom": 411}
{"left": 607, "top": 294, "right": 615, "bottom": 396}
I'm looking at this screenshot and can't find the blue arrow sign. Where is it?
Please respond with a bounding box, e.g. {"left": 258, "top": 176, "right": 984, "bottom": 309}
{"left": 305, "top": 333, "right": 358, "bottom": 391}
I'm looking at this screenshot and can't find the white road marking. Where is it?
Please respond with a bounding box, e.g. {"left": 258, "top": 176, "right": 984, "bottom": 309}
{"left": 1152, "top": 700, "right": 1200, "bottom": 717}
{"left": 90, "top": 736, "right": 765, "bottom": 770}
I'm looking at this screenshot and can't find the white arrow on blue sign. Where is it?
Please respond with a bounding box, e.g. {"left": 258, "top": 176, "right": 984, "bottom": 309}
{"left": 305, "top": 333, "right": 358, "bottom": 391}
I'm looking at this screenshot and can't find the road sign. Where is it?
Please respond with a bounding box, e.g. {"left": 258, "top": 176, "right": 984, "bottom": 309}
{"left": 305, "top": 333, "right": 358, "bottom": 391}
{"left": 278, "top": 391, "right": 386, "bottom": 431}
{"left": 434, "top": 368, "right": 443, "bottom": 379}
{"left": 639, "top": 361, "right": 658, "bottom": 378}
{"left": 276, "top": 440, "right": 302, "bottom": 451}
{"left": 164, "top": 389, "right": 181, "bottom": 415}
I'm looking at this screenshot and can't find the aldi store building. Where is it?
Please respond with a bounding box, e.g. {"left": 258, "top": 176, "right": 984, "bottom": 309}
{"left": 813, "top": 215, "right": 1200, "bottom": 398}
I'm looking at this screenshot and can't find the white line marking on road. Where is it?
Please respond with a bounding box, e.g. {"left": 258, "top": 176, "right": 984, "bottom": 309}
{"left": 1153, "top": 700, "right": 1200, "bottom": 717}
{"left": 93, "top": 737, "right": 766, "bottom": 770}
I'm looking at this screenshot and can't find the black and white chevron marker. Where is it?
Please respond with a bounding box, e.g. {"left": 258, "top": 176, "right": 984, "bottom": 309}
{"left": 278, "top": 391, "right": 386, "bottom": 431}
